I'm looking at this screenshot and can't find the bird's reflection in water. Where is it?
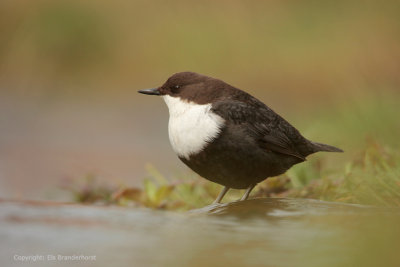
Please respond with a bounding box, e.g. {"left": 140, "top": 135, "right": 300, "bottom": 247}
{"left": 191, "top": 197, "right": 374, "bottom": 222}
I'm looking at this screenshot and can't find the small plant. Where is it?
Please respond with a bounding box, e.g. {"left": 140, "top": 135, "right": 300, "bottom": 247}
{"left": 63, "top": 140, "right": 400, "bottom": 210}
{"left": 285, "top": 140, "right": 400, "bottom": 207}
{"left": 59, "top": 174, "right": 117, "bottom": 204}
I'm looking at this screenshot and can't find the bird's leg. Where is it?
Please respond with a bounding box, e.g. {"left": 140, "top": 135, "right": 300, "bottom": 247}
{"left": 240, "top": 184, "right": 256, "bottom": 201}
{"left": 213, "top": 186, "right": 230, "bottom": 204}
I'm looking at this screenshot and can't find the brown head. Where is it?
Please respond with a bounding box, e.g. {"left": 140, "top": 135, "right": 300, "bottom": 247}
{"left": 138, "top": 72, "right": 238, "bottom": 104}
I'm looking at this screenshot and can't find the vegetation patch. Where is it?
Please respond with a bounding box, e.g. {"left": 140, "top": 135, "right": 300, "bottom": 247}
{"left": 62, "top": 139, "right": 400, "bottom": 211}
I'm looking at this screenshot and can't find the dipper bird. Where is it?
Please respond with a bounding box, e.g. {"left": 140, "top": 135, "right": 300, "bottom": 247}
{"left": 138, "top": 72, "right": 342, "bottom": 203}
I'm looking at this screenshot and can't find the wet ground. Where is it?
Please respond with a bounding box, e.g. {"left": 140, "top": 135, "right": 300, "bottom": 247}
{"left": 1, "top": 197, "right": 400, "bottom": 267}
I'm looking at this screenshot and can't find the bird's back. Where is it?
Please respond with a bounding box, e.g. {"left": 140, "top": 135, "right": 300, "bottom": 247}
{"left": 210, "top": 84, "right": 328, "bottom": 160}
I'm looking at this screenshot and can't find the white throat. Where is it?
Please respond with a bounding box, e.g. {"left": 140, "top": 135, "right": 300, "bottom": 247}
{"left": 162, "top": 95, "right": 224, "bottom": 159}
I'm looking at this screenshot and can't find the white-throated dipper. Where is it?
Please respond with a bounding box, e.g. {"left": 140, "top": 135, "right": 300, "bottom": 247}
{"left": 138, "top": 72, "right": 343, "bottom": 203}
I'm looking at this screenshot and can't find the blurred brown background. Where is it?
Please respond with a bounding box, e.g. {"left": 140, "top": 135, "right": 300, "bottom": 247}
{"left": 1, "top": 0, "right": 399, "bottom": 200}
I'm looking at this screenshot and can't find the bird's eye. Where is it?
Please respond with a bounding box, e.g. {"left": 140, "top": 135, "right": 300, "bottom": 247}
{"left": 171, "top": 85, "right": 180, "bottom": 93}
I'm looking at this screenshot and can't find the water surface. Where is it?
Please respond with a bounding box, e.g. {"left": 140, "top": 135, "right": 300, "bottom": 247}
{"left": 1, "top": 198, "right": 399, "bottom": 267}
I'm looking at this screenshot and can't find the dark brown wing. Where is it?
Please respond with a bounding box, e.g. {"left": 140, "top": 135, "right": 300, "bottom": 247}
{"left": 211, "top": 99, "right": 309, "bottom": 161}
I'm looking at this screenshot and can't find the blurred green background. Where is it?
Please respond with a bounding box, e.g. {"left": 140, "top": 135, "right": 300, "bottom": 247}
{"left": 0, "top": 0, "right": 399, "bottom": 200}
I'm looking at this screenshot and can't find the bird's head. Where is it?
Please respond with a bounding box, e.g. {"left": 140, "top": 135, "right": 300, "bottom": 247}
{"left": 138, "top": 72, "right": 232, "bottom": 104}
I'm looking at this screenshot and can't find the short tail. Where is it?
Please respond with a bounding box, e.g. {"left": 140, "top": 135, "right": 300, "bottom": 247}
{"left": 311, "top": 141, "right": 343, "bottom": 153}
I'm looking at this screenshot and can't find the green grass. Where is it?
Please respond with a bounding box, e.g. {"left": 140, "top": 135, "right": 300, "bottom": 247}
{"left": 285, "top": 140, "right": 400, "bottom": 206}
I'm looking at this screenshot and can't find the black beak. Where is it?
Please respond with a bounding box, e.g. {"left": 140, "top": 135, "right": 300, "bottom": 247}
{"left": 138, "top": 88, "right": 160, "bottom": 96}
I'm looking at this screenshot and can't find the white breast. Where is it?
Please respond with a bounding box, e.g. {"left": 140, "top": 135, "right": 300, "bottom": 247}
{"left": 162, "top": 95, "right": 224, "bottom": 159}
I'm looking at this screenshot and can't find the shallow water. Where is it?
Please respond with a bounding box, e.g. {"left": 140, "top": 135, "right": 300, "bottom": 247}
{"left": 1, "top": 198, "right": 399, "bottom": 267}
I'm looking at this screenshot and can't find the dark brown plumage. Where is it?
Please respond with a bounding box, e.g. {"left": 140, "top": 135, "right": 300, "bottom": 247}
{"left": 139, "top": 72, "right": 343, "bottom": 203}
